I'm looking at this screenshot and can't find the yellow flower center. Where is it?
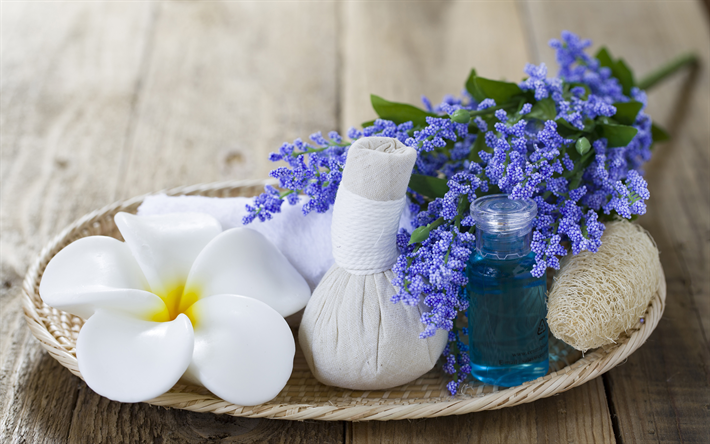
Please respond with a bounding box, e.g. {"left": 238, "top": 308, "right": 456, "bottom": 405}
{"left": 150, "top": 281, "right": 202, "bottom": 327}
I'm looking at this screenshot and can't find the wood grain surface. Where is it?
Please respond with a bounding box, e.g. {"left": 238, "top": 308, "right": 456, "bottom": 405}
{"left": 1, "top": 1, "right": 708, "bottom": 443}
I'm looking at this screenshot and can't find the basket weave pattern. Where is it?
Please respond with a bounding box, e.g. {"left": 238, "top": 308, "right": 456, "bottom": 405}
{"left": 22, "top": 180, "right": 666, "bottom": 421}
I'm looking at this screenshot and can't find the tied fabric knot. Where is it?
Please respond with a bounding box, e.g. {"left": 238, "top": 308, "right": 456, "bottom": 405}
{"left": 331, "top": 188, "right": 405, "bottom": 275}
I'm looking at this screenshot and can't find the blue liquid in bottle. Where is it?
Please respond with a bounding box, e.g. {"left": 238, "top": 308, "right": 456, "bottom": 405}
{"left": 466, "top": 195, "right": 549, "bottom": 387}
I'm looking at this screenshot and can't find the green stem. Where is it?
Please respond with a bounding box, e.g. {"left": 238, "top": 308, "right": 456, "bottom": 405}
{"left": 637, "top": 53, "right": 698, "bottom": 91}
{"left": 289, "top": 142, "right": 350, "bottom": 157}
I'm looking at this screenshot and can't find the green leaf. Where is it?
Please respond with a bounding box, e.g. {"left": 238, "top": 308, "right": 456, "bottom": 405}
{"left": 370, "top": 94, "right": 438, "bottom": 127}
{"left": 408, "top": 174, "right": 449, "bottom": 200}
{"left": 465, "top": 69, "right": 486, "bottom": 102}
{"left": 598, "top": 123, "right": 638, "bottom": 148}
{"left": 361, "top": 119, "right": 376, "bottom": 127}
{"left": 614, "top": 58, "right": 635, "bottom": 95}
{"left": 612, "top": 101, "right": 643, "bottom": 125}
{"left": 569, "top": 169, "right": 586, "bottom": 190}
{"left": 565, "top": 149, "right": 595, "bottom": 190}
{"left": 457, "top": 195, "right": 469, "bottom": 214}
{"left": 651, "top": 122, "right": 670, "bottom": 142}
{"left": 409, "top": 218, "right": 444, "bottom": 245}
{"left": 575, "top": 137, "right": 591, "bottom": 155}
{"left": 526, "top": 97, "right": 557, "bottom": 121}
{"left": 555, "top": 118, "right": 583, "bottom": 139}
{"left": 595, "top": 47, "right": 636, "bottom": 95}
{"left": 475, "top": 77, "right": 524, "bottom": 104}
{"left": 409, "top": 226, "right": 430, "bottom": 245}
{"left": 596, "top": 47, "right": 615, "bottom": 69}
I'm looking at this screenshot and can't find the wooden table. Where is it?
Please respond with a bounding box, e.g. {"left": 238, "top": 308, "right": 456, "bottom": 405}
{"left": 2, "top": 1, "right": 708, "bottom": 443}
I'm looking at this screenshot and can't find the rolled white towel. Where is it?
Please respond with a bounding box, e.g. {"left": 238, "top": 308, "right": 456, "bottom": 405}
{"left": 138, "top": 193, "right": 413, "bottom": 291}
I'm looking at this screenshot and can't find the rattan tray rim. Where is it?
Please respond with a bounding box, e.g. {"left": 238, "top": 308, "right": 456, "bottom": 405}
{"left": 22, "top": 179, "right": 666, "bottom": 421}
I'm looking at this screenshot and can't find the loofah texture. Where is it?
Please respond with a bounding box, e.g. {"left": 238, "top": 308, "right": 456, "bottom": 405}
{"left": 547, "top": 220, "right": 661, "bottom": 352}
{"left": 299, "top": 137, "right": 448, "bottom": 390}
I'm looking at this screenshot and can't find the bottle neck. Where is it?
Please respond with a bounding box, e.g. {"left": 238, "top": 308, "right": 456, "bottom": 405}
{"left": 476, "top": 227, "right": 532, "bottom": 260}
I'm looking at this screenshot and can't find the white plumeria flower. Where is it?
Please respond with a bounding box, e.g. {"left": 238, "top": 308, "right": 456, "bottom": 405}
{"left": 39, "top": 212, "right": 311, "bottom": 406}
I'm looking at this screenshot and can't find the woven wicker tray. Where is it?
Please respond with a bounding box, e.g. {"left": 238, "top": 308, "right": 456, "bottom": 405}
{"left": 22, "top": 179, "right": 666, "bottom": 421}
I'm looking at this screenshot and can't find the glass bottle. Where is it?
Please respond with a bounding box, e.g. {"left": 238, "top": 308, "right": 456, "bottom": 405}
{"left": 466, "top": 194, "right": 549, "bottom": 387}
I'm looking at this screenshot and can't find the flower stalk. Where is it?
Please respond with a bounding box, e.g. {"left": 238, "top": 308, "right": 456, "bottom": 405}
{"left": 637, "top": 53, "right": 699, "bottom": 91}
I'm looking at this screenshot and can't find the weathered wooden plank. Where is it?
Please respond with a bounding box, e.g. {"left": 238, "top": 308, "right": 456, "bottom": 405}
{"left": 118, "top": 0, "right": 340, "bottom": 198}
{"left": 0, "top": 1, "right": 152, "bottom": 275}
{"left": 1, "top": 1, "right": 346, "bottom": 443}
{"left": 0, "top": 3, "right": 154, "bottom": 443}
{"left": 66, "top": 390, "right": 342, "bottom": 444}
{"left": 523, "top": 0, "right": 710, "bottom": 442}
{"left": 340, "top": 1, "right": 532, "bottom": 128}
{"left": 0, "top": 299, "right": 81, "bottom": 443}
{"left": 348, "top": 378, "right": 613, "bottom": 444}
{"left": 341, "top": 2, "right": 614, "bottom": 442}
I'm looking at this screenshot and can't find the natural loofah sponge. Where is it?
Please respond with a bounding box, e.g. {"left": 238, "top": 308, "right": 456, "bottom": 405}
{"left": 547, "top": 220, "right": 662, "bottom": 352}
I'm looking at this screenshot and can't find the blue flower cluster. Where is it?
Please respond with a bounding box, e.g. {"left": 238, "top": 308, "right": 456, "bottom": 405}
{"left": 244, "top": 120, "right": 411, "bottom": 223}
{"left": 550, "top": 31, "right": 625, "bottom": 102}
{"left": 247, "top": 31, "right": 663, "bottom": 395}
{"left": 243, "top": 132, "right": 347, "bottom": 223}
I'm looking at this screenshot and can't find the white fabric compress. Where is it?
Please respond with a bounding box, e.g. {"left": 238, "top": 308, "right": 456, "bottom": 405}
{"left": 299, "top": 137, "right": 448, "bottom": 391}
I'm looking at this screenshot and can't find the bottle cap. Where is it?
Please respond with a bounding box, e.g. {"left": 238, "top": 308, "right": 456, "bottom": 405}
{"left": 472, "top": 194, "right": 537, "bottom": 234}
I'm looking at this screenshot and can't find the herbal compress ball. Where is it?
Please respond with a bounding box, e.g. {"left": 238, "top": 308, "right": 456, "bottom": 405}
{"left": 547, "top": 221, "right": 662, "bottom": 352}
{"left": 299, "top": 137, "right": 448, "bottom": 390}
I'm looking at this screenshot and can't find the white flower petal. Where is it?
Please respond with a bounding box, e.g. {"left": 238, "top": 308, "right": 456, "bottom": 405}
{"left": 40, "top": 236, "right": 166, "bottom": 320}
{"left": 184, "top": 228, "right": 311, "bottom": 317}
{"left": 76, "top": 311, "right": 194, "bottom": 403}
{"left": 182, "top": 294, "right": 295, "bottom": 406}
{"left": 114, "top": 212, "right": 222, "bottom": 297}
